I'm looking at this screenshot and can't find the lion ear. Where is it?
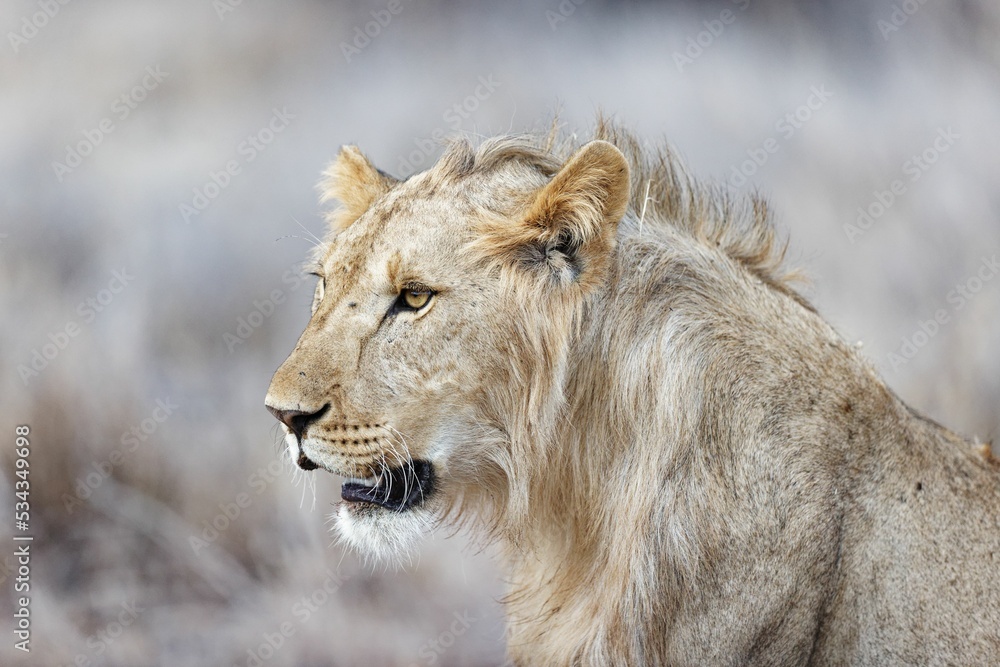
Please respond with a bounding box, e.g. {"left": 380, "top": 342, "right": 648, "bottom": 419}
{"left": 482, "top": 140, "right": 630, "bottom": 288}
{"left": 320, "top": 145, "right": 398, "bottom": 230}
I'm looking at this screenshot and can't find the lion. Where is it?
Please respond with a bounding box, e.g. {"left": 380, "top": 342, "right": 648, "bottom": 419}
{"left": 265, "top": 119, "right": 1000, "bottom": 665}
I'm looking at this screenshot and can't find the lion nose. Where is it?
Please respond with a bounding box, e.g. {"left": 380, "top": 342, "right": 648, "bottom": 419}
{"left": 265, "top": 403, "right": 329, "bottom": 438}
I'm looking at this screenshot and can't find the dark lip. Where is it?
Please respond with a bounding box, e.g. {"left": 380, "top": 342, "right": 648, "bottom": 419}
{"left": 296, "top": 452, "right": 318, "bottom": 470}
{"left": 341, "top": 460, "right": 435, "bottom": 512}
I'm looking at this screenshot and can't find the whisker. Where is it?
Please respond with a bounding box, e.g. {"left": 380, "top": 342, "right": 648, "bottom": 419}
{"left": 378, "top": 448, "right": 393, "bottom": 503}
{"left": 290, "top": 215, "right": 324, "bottom": 247}
{"left": 273, "top": 233, "right": 316, "bottom": 245}
{"left": 386, "top": 426, "right": 417, "bottom": 504}
{"left": 385, "top": 441, "right": 405, "bottom": 504}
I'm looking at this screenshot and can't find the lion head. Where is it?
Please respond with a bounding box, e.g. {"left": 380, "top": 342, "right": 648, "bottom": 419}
{"left": 265, "top": 137, "right": 630, "bottom": 559}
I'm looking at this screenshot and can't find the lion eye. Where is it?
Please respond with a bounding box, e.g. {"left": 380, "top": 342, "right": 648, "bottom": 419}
{"left": 401, "top": 289, "right": 432, "bottom": 311}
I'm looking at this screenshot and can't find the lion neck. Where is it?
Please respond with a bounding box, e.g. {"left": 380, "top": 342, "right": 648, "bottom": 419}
{"left": 494, "top": 227, "right": 892, "bottom": 663}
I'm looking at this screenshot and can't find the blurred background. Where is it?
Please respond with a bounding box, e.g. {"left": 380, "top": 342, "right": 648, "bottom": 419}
{"left": 2, "top": 0, "right": 998, "bottom": 664}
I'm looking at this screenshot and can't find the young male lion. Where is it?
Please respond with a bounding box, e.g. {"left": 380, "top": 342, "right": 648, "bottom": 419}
{"left": 265, "top": 120, "right": 1000, "bottom": 665}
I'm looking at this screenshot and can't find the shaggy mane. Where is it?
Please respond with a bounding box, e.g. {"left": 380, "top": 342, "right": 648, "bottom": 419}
{"left": 432, "top": 117, "right": 801, "bottom": 292}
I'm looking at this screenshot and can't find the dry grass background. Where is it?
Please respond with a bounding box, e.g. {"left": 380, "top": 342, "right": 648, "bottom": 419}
{"left": 2, "top": 0, "right": 999, "bottom": 665}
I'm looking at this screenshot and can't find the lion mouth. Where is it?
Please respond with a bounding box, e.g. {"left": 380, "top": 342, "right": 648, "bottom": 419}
{"left": 341, "top": 460, "right": 435, "bottom": 512}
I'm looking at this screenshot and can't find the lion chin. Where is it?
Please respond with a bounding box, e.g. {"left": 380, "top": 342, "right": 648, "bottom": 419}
{"left": 329, "top": 455, "right": 438, "bottom": 564}
{"left": 280, "top": 425, "right": 442, "bottom": 564}
{"left": 335, "top": 498, "right": 436, "bottom": 565}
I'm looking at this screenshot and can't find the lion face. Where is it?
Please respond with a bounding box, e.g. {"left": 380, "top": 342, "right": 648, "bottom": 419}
{"left": 265, "top": 139, "right": 629, "bottom": 559}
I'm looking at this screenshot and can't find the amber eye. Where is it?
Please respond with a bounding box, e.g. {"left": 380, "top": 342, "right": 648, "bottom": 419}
{"left": 402, "top": 289, "right": 432, "bottom": 310}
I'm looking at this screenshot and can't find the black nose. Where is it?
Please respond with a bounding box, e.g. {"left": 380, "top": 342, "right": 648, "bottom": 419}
{"left": 266, "top": 403, "right": 329, "bottom": 438}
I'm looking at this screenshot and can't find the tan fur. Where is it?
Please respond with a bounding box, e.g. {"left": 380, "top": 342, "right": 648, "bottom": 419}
{"left": 319, "top": 144, "right": 398, "bottom": 231}
{"left": 266, "top": 120, "right": 1000, "bottom": 665}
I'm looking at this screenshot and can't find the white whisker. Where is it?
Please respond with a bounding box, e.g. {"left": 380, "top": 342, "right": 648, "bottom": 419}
{"left": 289, "top": 214, "right": 324, "bottom": 247}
